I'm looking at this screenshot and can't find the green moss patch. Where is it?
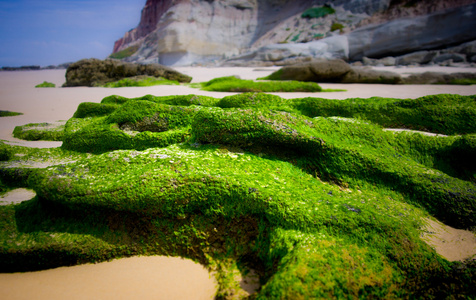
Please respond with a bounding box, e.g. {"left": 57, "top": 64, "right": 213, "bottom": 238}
{"left": 301, "top": 5, "right": 336, "bottom": 19}
{"left": 35, "top": 81, "right": 55, "bottom": 88}
{"left": 449, "top": 78, "right": 476, "bottom": 85}
{"left": 200, "top": 76, "right": 323, "bottom": 92}
{"left": 0, "top": 111, "right": 22, "bottom": 117}
{"left": 108, "top": 45, "right": 140, "bottom": 60}
{"left": 102, "top": 76, "right": 180, "bottom": 88}
{"left": 0, "top": 93, "right": 475, "bottom": 298}
{"left": 13, "top": 122, "right": 65, "bottom": 141}
{"left": 293, "top": 94, "right": 476, "bottom": 135}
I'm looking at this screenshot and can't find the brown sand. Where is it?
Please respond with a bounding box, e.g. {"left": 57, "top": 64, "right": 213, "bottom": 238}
{"left": 0, "top": 188, "right": 36, "bottom": 205}
{"left": 0, "top": 67, "right": 475, "bottom": 298}
{"left": 1, "top": 67, "right": 475, "bottom": 147}
{"left": 0, "top": 256, "right": 217, "bottom": 300}
{"left": 421, "top": 218, "right": 476, "bottom": 261}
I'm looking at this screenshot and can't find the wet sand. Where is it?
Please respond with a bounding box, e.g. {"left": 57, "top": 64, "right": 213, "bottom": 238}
{"left": 0, "top": 67, "right": 476, "bottom": 298}
{"left": 1, "top": 67, "right": 476, "bottom": 147}
{"left": 422, "top": 218, "right": 476, "bottom": 261}
{"left": 0, "top": 256, "right": 217, "bottom": 300}
{"left": 0, "top": 188, "right": 36, "bottom": 205}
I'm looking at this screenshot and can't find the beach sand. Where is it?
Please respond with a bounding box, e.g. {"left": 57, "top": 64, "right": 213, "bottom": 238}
{"left": 422, "top": 218, "right": 476, "bottom": 262}
{"left": 1, "top": 66, "right": 476, "bottom": 147}
{"left": 0, "top": 256, "right": 217, "bottom": 300}
{"left": 0, "top": 66, "right": 475, "bottom": 299}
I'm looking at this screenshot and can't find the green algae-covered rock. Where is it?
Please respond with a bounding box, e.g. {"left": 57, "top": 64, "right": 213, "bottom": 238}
{"left": 292, "top": 94, "right": 476, "bottom": 135}
{"left": 63, "top": 58, "right": 192, "bottom": 87}
{"left": 1, "top": 93, "right": 475, "bottom": 298}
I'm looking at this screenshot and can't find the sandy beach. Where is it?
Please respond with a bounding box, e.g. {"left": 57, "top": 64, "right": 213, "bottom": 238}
{"left": 0, "top": 66, "right": 475, "bottom": 299}
{"left": 0, "top": 256, "right": 217, "bottom": 300}
{"left": 1, "top": 66, "right": 476, "bottom": 147}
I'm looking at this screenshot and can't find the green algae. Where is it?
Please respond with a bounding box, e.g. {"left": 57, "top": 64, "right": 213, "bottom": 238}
{"left": 108, "top": 45, "right": 140, "bottom": 60}
{"left": 293, "top": 94, "right": 476, "bottom": 135}
{"left": 0, "top": 111, "right": 22, "bottom": 117}
{"left": 301, "top": 5, "right": 336, "bottom": 19}
{"left": 102, "top": 76, "right": 180, "bottom": 88}
{"left": 200, "top": 76, "right": 324, "bottom": 92}
{"left": 35, "top": 81, "right": 55, "bottom": 88}
{"left": 0, "top": 93, "right": 475, "bottom": 298}
{"left": 13, "top": 122, "right": 65, "bottom": 141}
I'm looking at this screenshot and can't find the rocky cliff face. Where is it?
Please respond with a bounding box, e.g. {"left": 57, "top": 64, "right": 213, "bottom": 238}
{"left": 113, "top": 0, "right": 175, "bottom": 54}
{"left": 111, "top": 0, "right": 476, "bottom": 66}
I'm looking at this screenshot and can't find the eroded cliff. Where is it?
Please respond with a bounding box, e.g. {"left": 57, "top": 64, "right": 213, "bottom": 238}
{"left": 111, "top": 0, "right": 476, "bottom": 66}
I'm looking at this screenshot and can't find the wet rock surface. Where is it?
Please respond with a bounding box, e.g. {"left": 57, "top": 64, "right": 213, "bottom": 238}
{"left": 266, "top": 59, "right": 476, "bottom": 84}
{"left": 63, "top": 58, "right": 192, "bottom": 87}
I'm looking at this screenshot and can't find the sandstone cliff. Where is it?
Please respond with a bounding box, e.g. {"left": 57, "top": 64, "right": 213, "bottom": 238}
{"left": 111, "top": 0, "right": 476, "bottom": 66}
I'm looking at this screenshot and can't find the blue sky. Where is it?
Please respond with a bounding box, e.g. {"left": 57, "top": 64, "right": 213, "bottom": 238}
{"left": 0, "top": 0, "right": 146, "bottom": 67}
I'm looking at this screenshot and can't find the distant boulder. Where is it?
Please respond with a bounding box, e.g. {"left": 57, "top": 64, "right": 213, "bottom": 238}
{"left": 63, "top": 59, "right": 192, "bottom": 87}
{"left": 432, "top": 53, "right": 467, "bottom": 64}
{"left": 348, "top": 3, "right": 476, "bottom": 61}
{"left": 395, "top": 51, "right": 438, "bottom": 66}
{"left": 266, "top": 59, "right": 402, "bottom": 84}
{"left": 403, "top": 72, "right": 476, "bottom": 84}
{"left": 341, "top": 67, "right": 402, "bottom": 84}
{"left": 267, "top": 59, "right": 352, "bottom": 82}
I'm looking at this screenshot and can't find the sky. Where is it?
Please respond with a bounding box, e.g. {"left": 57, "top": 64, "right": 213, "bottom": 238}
{"left": 0, "top": 0, "right": 146, "bottom": 67}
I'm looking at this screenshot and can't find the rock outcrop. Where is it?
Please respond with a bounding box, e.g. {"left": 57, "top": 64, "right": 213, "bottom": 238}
{"left": 403, "top": 72, "right": 476, "bottom": 84}
{"left": 63, "top": 58, "right": 191, "bottom": 87}
{"left": 266, "top": 59, "right": 476, "bottom": 84}
{"left": 111, "top": 0, "right": 476, "bottom": 66}
{"left": 266, "top": 59, "right": 403, "bottom": 84}
{"left": 114, "top": 0, "right": 320, "bottom": 66}
{"left": 347, "top": 3, "right": 476, "bottom": 60}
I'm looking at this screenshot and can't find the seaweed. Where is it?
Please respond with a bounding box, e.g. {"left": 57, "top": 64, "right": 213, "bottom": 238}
{"left": 0, "top": 93, "right": 475, "bottom": 298}
{"left": 200, "top": 76, "right": 323, "bottom": 92}
{"left": 35, "top": 81, "right": 55, "bottom": 88}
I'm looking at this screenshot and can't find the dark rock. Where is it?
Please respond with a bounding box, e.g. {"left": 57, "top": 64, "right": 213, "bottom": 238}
{"left": 432, "top": 53, "right": 467, "bottom": 64}
{"left": 403, "top": 72, "right": 476, "bottom": 84}
{"left": 341, "top": 67, "right": 403, "bottom": 84}
{"left": 63, "top": 58, "right": 192, "bottom": 87}
{"left": 1, "top": 65, "right": 41, "bottom": 71}
{"left": 267, "top": 59, "right": 402, "bottom": 84}
{"left": 395, "top": 51, "right": 438, "bottom": 66}
{"left": 444, "top": 40, "right": 476, "bottom": 57}
{"left": 267, "top": 59, "right": 352, "bottom": 82}
{"left": 363, "top": 56, "right": 396, "bottom": 66}
{"left": 348, "top": 3, "right": 476, "bottom": 61}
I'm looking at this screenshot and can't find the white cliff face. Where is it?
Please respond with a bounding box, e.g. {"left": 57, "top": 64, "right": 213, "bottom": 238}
{"left": 156, "top": 0, "right": 259, "bottom": 65}
{"left": 115, "top": 0, "right": 328, "bottom": 66}
{"left": 113, "top": 0, "right": 476, "bottom": 66}
{"left": 124, "top": 0, "right": 261, "bottom": 66}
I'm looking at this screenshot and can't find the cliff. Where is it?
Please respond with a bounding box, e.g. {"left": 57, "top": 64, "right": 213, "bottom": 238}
{"left": 111, "top": 0, "right": 476, "bottom": 66}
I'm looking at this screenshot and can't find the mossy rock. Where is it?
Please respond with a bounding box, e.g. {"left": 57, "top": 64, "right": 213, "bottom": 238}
{"left": 2, "top": 93, "right": 475, "bottom": 298}
{"left": 73, "top": 102, "right": 120, "bottom": 118}
{"left": 35, "top": 81, "right": 55, "bottom": 88}
{"left": 102, "top": 76, "right": 180, "bottom": 88}
{"left": 191, "top": 108, "right": 476, "bottom": 228}
{"left": 63, "top": 58, "right": 192, "bottom": 87}
{"left": 0, "top": 143, "right": 13, "bottom": 161}
{"left": 292, "top": 94, "right": 476, "bottom": 135}
{"left": 200, "top": 76, "right": 322, "bottom": 92}
{"left": 217, "top": 92, "right": 289, "bottom": 109}
{"left": 13, "top": 122, "right": 65, "bottom": 141}
{"left": 0, "top": 111, "right": 22, "bottom": 117}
